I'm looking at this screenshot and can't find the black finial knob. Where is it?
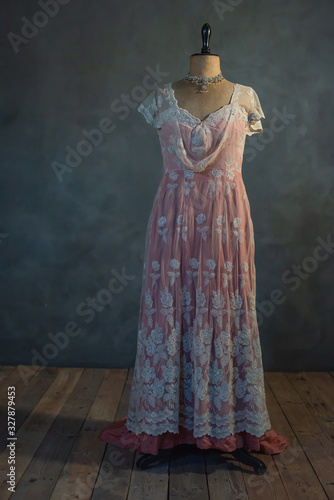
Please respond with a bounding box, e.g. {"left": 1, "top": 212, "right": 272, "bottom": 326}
{"left": 201, "top": 23, "right": 211, "bottom": 54}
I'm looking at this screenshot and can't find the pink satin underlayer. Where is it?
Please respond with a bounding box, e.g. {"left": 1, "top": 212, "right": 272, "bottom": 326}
{"left": 99, "top": 417, "right": 290, "bottom": 456}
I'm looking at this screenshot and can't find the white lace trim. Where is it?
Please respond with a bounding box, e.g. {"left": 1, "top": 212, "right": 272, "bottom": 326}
{"left": 161, "top": 82, "right": 249, "bottom": 128}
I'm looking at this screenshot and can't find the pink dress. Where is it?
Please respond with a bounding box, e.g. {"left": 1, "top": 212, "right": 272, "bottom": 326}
{"left": 99, "top": 82, "right": 290, "bottom": 455}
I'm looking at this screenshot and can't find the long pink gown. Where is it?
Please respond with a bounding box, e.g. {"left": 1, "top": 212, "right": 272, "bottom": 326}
{"left": 99, "top": 82, "right": 290, "bottom": 455}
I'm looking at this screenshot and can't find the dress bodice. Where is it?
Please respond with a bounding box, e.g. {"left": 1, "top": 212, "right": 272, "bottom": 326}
{"left": 137, "top": 82, "right": 265, "bottom": 174}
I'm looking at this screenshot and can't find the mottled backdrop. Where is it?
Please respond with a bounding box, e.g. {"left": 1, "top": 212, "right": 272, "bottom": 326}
{"left": 1, "top": 0, "right": 333, "bottom": 371}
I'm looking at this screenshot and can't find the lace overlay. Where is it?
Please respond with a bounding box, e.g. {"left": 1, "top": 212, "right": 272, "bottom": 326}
{"left": 99, "top": 81, "right": 290, "bottom": 456}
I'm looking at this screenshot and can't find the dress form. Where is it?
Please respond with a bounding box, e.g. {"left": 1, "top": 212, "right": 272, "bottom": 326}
{"left": 134, "top": 24, "right": 268, "bottom": 475}
{"left": 172, "top": 54, "right": 235, "bottom": 122}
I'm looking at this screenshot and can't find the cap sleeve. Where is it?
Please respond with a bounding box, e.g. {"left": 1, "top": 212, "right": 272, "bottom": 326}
{"left": 137, "top": 87, "right": 161, "bottom": 129}
{"left": 246, "top": 87, "right": 265, "bottom": 136}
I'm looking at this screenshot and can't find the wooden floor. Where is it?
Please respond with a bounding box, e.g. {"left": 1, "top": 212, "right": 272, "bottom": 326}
{"left": 0, "top": 366, "right": 333, "bottom": 499}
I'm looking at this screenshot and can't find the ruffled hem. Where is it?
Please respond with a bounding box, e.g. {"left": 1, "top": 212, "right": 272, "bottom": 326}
{"left": 98, "top": 417, "right": 290, "bottom": 456}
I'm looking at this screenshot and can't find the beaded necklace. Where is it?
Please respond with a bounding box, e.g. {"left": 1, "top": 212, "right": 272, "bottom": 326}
{"left": 185, "top": 72, "right": 225, "bottom": 91}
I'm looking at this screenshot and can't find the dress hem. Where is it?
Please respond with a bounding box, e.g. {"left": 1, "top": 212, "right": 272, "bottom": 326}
{"left": 98, "top": 417, "right": 290, "bottom": 456}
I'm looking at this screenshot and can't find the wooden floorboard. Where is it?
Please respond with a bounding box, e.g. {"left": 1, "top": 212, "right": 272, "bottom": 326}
{"left": 0, "top": 367, "right": 57, "bottom": 453}
{"left": 49, "top": 369, "right": 127, "bottom": 500}
{"left": 0, "top": 365, "right": 332, "bottom": 500}
{"left": 265, "top": 372, "right": 332, "bottom": 500}
{"left": 241, "top": 377, "right": 289, "bottom": 500}
{"left": 13, "top": 368, "right": 106, "bottom": 500}
{"left": 91, "top": 367, "right": 135, "bottom": 500}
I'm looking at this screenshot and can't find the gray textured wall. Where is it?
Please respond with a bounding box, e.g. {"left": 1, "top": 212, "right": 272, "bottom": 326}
{"left": 1, "top": 0, "right": 333, "bottom": 372}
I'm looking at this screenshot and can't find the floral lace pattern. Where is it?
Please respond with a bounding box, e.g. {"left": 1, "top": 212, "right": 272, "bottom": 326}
{"left": 98, "top": 81, "right": 291, "bottom": 456}
{"left": 122, "top": 81, "right": 274, "bottom": 440}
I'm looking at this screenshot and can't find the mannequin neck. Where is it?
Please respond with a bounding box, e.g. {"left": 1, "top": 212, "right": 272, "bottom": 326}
{"left": 188, "top": 54, "right": 222, "bottom": 78}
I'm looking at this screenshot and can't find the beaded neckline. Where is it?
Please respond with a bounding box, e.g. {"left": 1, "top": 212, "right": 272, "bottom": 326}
{"left": 166, "top": 82, "right": 239, "bottom": 124}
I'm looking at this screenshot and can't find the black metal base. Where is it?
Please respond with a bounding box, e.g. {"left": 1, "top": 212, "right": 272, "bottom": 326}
{"left": 136, "top": 443, "right": 267, "bottom": 475}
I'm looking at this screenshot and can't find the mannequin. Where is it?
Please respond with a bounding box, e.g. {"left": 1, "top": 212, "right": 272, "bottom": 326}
{"left": 99, "top": 22, "right": 290, "bottom": 473}
{"left": 133, "top": 24, "right": 269, "bottom": 475}
{"left": 171, "top": 54, "right": 235, "bottom": 122}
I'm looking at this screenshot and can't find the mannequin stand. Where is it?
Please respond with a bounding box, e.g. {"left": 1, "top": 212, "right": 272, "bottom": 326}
{"left": 136, "top": 444, "right": 267, "bottom": 475}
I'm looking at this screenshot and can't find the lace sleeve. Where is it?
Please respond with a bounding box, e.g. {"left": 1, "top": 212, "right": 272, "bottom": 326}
{"left": 137, "top": 88, "right": 161, "bottom": 129}
{"left": 246, "top": 88, "right": 265, "bottom": 136}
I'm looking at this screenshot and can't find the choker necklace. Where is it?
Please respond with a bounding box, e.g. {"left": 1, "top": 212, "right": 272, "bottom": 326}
{"left": 185, "top": 72, "right": 224, "bottom": 92}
